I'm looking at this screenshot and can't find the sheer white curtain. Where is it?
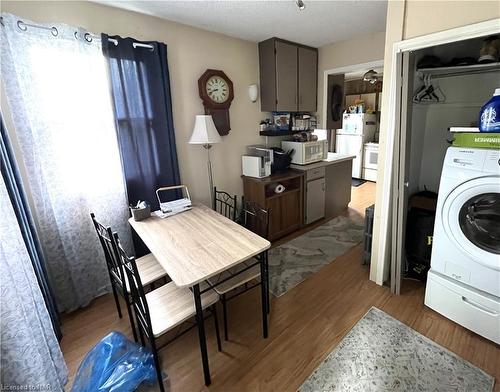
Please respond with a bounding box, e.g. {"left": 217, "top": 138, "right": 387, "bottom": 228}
{"left": 0, "top": 173, "right": 68, "bottom": 390}
{"left": 1, "top": 13, "right": 131, "bottom": 312}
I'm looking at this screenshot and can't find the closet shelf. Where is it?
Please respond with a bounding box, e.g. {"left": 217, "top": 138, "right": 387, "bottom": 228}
{"left": 413, "top": 102, "right": 484, "bottom": 107}
{"left": 417, "top": 62, "right": 500, "bottom": 78}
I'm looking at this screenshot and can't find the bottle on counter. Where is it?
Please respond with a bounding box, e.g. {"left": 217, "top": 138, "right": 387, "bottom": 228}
{"left": 479, "top": 88, "right": 500, "bottom": 132}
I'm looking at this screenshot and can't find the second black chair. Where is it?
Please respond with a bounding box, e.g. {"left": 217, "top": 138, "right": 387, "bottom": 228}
{"left": 213, "top": 187, "right": 237, "bottom": 221}
{"left": 208, "top": 200, "right": 270, "bottom": 340}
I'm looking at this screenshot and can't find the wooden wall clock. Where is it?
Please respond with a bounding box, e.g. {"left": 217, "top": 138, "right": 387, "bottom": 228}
{"left": 198, "top": 69, "right": 234, "bottom": 136}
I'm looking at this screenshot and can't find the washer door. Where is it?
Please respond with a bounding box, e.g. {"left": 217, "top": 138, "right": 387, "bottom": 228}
{"left": 442, "top": 176, "right": 500, "bottom": 271}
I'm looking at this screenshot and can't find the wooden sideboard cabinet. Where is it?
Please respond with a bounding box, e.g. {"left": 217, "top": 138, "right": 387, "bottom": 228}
{"left": 242, "top": 170, "right": 304, "bottom": 241}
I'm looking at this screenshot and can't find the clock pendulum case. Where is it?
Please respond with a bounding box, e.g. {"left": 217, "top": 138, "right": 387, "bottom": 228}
{"left": 198, "top": 69, "right": 234, "bottom": 136}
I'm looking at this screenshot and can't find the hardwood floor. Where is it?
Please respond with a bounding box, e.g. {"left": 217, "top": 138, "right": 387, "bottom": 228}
{"left": 60, "top": 181, "right": 499, "bottom": 391}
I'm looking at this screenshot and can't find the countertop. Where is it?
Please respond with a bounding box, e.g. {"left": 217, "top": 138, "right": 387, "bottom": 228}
{"left": 290, "top": 152, "right": 355, "bottom": 171}
{"left": 242, "top": 169, "right": 304, "bottom": 183}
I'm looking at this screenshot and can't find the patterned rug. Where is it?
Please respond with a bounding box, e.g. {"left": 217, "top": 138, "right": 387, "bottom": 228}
{"left": 300, "top": 307, "right": 495, "bottom": 392}
{"left": 268, "top": 212, "right": 364, "bottom": 297}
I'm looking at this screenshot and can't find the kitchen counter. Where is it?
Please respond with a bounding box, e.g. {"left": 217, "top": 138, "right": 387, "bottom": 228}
{"left": 291, "top": 152, "right": 355, "bottom": 224}
{"left": 241, "top": 169, "right": 304, "bottom": 184}
{"left": 290, "top": 152, "right": 355, "bottom": 171}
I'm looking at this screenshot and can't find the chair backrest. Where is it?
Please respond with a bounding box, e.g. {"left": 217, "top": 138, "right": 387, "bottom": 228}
{"left": 213, "top": 187, "right": 237, "bottom": 221}
{"left": 113, "top": 232, "right": 154, "bottom": 340}
{"left": 241, "top": 200, "right": 269, "bottom": 239}
{"left": 90, "top": 213, "right": 125, "bottom": 288}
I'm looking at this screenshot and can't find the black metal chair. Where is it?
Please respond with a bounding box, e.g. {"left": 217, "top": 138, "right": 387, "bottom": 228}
{"left": 213, "top": 187, "right": 237, "bottom": 221}
{"left": 90, "top": 213, "right": 168, "bottom": 341}
{"left": 113, "top": 232, "right": 222, "bottom": 392}
{"left": 208, "top": 200, "right": 270, "bottom": 340}
{"left": 90, "top": 213, "right": 138, "bottom": 340}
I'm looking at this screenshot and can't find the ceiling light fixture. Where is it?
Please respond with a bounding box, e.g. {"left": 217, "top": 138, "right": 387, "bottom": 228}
{"left": 296, "top": 0, "right": 305, "bottom": 10}
{"left": 363, "top": 70, "right": 382, "bottom": 84}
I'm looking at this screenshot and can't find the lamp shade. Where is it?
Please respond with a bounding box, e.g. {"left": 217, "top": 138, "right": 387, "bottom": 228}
{"left": 189, "top": 115, "right": 221, "bottom": 145}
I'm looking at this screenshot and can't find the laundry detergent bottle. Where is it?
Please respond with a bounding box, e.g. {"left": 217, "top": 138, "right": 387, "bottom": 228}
{"left": 479, "top": 88, "right": 500, "bottom": 132}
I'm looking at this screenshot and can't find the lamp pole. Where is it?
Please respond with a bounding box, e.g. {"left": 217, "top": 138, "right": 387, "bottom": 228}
{"left": 204, "top": 143, "right": 214, "bottom": 208}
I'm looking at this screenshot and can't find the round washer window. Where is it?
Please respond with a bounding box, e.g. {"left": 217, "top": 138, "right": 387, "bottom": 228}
{"left": 458, "top": 192, "right": 500, "bottom": 255}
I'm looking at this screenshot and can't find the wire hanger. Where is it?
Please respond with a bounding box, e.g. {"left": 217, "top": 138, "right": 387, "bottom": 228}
{"left": 413, "top": 74, "right": 446, "bottom": 103}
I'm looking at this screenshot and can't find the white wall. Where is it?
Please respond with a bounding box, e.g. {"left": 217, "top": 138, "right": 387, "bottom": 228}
{"left": 1, "top": 0, "right": 271, "bottom": 207}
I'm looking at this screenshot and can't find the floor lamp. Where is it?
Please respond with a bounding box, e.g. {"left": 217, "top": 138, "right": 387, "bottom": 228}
{"left": 188, "top": 115, "right": 222, "bottom": 207}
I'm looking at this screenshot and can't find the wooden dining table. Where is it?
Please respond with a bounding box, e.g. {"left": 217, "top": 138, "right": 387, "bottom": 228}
{"left": 129, "top": 204, "right": 271, "bottom": 386}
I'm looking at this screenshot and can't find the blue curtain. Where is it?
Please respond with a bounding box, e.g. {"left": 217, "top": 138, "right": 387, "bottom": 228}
{"left": 0, "top": 119, "right": 61, "bottom": 339}
{"left": 102, "top": 35, "right": 181, "bottom": 256}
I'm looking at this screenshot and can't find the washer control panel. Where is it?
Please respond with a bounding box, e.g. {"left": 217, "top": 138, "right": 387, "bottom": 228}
{"left": 446, "top": 147, "right": 500, "bottom": 174}
{"left": 483, "top": 149, "right": 500, "bottom": 173}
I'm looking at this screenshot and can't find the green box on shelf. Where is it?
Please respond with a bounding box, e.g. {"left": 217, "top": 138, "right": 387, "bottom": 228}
{"left": 452, "top": 133, "right": 500, "bottom": 149}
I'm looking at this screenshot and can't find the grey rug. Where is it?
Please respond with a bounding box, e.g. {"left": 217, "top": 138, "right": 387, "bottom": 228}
{"left": 300, "top": 307, "right": 495, "bottom": 392}
{"left": 268, "top": 213, "right": 364, "bottom": 297}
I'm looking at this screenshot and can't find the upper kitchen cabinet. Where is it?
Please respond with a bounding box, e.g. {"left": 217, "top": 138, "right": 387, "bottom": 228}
{"left": 258, "top": 38, "right": 318, "bottom": 112}
{"left": 297, "top": 46, "right": 317, "bottom": 112}
{"left": 275, "top": 40, "right": 298, "bottom": 112}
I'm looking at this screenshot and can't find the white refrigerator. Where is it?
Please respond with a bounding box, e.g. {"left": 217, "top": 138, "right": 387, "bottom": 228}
{"left": 335, "top": 113, "right": 377, "bottom": 179}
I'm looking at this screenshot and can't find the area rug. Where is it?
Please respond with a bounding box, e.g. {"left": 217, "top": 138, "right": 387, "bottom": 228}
{"left": 299, "top": 307, "right": 495, "bottom": 392}
{"left": 268, "top": 212, "right": 364, "bottom": 297}
{"left": 351, "top": 178, "right": 366, "bottom": 187}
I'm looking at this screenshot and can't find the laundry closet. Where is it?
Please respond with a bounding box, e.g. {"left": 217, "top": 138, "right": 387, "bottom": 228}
{"left": 407, "top": 37, "right": 499, "bottom": 196}
{"left": 392, "top": 34, "right": 500, "bottom": 344}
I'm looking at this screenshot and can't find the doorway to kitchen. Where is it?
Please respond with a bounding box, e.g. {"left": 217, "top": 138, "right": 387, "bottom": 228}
{"left": 321, "top": 60, "right": 384, "bottom": 267}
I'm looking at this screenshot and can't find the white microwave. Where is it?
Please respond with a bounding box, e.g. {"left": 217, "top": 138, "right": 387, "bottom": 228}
{"left": 281, "top": 140, "right": 328, "bottom": 165}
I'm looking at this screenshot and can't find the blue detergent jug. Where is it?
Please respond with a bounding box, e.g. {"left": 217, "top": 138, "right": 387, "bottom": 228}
{"left": 479, "top": 88, "right": 500, "bottom": 132}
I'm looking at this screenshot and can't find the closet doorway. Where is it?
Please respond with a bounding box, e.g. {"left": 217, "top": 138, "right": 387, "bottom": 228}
{"left": 377, "top": 19, "right": 500, "bottom": 295}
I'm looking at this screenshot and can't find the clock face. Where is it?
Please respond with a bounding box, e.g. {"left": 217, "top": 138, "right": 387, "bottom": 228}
{"left": 206, "top": 76, "right": 229, "bottom": 104}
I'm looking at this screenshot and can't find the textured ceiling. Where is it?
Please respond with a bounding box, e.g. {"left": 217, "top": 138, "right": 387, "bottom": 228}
{"left": 93, "top": 0, "right": 387, "bottom": 47}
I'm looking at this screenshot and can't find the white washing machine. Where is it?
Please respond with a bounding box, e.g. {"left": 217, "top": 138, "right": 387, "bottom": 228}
{"left": 425, "top": 147, "right": 500, "bottom": 344}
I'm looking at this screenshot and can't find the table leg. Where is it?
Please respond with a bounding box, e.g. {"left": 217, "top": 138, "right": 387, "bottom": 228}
{"left": 259, "top": 254, "right": 269, "bottom": 338}
{"left": 193, "top": 284, "right": 211, "bottom": 386}
{"left": 265, "top": 251, "right": 270, "bottom": 314}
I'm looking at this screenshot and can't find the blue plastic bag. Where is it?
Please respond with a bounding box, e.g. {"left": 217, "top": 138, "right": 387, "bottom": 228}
{"left": 71, "top": 332, "right": 157, "bottom": 392}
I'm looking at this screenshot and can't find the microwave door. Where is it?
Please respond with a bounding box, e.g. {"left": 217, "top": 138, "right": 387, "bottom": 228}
{"left": 305, "top": 144, "right": 321, "bottom": 163}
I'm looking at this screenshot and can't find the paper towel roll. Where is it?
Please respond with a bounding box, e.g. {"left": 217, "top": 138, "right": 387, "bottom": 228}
{"left": 274, "top": 184, "right": 285, "bottom": 194}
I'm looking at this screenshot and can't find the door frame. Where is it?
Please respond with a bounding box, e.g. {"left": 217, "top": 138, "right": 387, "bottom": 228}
{"left": 375, "top": 18, "right": 500, "bottom": 288}
{"left": 321, "top": 60, "right": 383, "bottom": 282}
{"left": 321, "top": 60, "right": 384, "bottom": 130}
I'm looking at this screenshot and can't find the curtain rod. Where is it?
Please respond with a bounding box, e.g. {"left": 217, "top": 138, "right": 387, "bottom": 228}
{"left": 0, "top": 17, "right": 154, "bottom": 50}
{"left": 87, "top": 33, "right": 155, "bottom": 50}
